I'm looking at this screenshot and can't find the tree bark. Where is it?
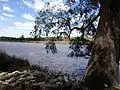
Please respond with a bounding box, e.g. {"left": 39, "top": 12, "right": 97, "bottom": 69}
{"left": 84, "top": 0, "right": 120, "bottom": 90}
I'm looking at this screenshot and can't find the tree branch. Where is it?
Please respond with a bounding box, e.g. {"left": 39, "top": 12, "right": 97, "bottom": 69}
{"left": 71, "top": 11, "right": 100, "bottom": 31}
{"left": 60, "top": 32, "right": 69, "bottom": 37}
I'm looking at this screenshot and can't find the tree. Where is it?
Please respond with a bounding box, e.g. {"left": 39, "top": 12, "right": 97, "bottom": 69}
{"left": 84, "top": 0, "right": 120, "bottom": 90}
{"left": 32, "top": 3, "right": 60, "bottom": 38}
{"left": 19, "top": 35, "right": 24, "bottom": 40}
{"left": 64, "top": 0, "right": 99, "bottom": 57}
{"left": 65, "top": 0, "right": 120, "bottom": 89}
{"left": 33, "top": 1, "right": 98, "bottom": 40}
{"left": 33, "top": 0, "right": 98, "bottom": 57}
{"left": 32, "top": 0, "right": 120, "bottom": 89}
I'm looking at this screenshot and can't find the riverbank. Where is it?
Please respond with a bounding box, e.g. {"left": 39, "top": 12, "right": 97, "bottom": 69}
{"left": 0, "top": 50, "right": 120, "bottom": 90}
{"left": 0, "top": 41, "right": 69, "bottom": 44}
{"left": 0, "top": 51, "right": 89, "bottom": 90}
{"left": 27, "top": 41, "right": 69, "bottom": 44}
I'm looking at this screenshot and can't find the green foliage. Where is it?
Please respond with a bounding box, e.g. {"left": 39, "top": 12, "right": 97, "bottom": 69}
{"left": 31, "top": 0, "right": 99, "bottom": 58}
{"left": 0, "top": 51, "right": 30, "bottom": 72}
{"left": 68, "top": 37, "right": 93, "bottom": 58}
{"left": 0, "top": 36, "right": 64, "bottom": 42}
{"left": 19, "top": 35, "right": 24, "bottom": 39}
{"left": 32, "top": 0, "right": 99, "bottom": 40}
{"left": 0, "top": 51, "right": 55, "bottom": 73}
{"left": 70, "top": 37, "right": 90, "bottom": 45}
{"left": 45, "top": 40, "right": 57, "bottom": 54}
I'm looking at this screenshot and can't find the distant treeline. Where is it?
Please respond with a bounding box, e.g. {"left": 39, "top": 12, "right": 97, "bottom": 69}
{"left": 0, "top": 36, "right": 68, "bottom": 42}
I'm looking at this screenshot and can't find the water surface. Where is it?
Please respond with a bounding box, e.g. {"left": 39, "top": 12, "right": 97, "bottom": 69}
{"left": 0, "top": 42, "right": 88, "bottom": 76}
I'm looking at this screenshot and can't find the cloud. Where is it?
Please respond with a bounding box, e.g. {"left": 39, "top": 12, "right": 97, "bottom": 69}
{"left": 21, "top": 0, "right": 45, "bottom": 11}
{"left": 0, "top": 12, "right": 14, "bottom": 23}
{"left": 13, "top": 22, "right": 34, "bottom": 30}
{"left": 3, "top": 5, "right": 14, "bottom": 12}
{"left": 16, "top": 0, "right": 25, "bottom": 9}
{"left": 0, "top": 0, "right": 10, "bottom": 2}
{"left": 21, "top": 0, "right": 33, "bottom": 8}
{"left": 21, "top": 0, "right": 69, "bottom": 12}
{"left": 0, "top": 21, "right": 35, "bottom": 37}
{"left": 0, "top": 27, "right": 32, "bottom": 37}
{"left": 0, "top": 15, "right": 8, "bottom": 22}
{"left": 20, "top": 6, "right": 25, "bottom": 9}
{"left": 3, "top": 13, "right": 15, "bottom": 18}
{"left": 34, "top": 0, "right": 45, "bottom": 11}
{"left": 22, "top": 13, "right": 35, "bottom": 21}
{"left": 0, "top": 13, "right": 14, "bottom": 22}
{"left": 50, "top": 3, "right": 69, "bottom": 12}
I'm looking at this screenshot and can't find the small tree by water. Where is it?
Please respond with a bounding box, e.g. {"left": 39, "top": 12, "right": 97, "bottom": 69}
{"left": 45, "top": 41, "right": 57, "bottom": 54}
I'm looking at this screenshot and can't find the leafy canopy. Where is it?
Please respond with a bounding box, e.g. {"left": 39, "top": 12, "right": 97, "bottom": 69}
{"left": 31, "top": 0, "right": 100, "bottom": 57}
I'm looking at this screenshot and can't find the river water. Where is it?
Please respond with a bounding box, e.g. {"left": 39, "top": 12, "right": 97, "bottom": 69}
{"left": 0, "top": 42, "right": 88, "bottom": 76}
{"left": 0, "top": 41, "right": 120, "bottom": 81}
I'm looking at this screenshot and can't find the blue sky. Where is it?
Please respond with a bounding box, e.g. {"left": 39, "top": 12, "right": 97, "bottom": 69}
{"left": 0, "top": 0, "right": 65, "bottom": 37}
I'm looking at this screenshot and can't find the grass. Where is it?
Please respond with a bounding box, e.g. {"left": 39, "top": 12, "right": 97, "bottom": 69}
{"left": 0, "top": 50, "right": 51, "bottom": 72}
{"left": 0, "top": 50, "right": 30, "bottom": 72}
{"left": 0, "top": 50, "right": 91, "bottom": 90}
{"left": 0, "top": 50, "right": 65, "bottom": 75}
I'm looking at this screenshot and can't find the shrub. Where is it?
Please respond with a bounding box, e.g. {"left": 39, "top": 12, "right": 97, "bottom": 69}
{"left": 0, "top": 51, "right": 30, "bottom": 72}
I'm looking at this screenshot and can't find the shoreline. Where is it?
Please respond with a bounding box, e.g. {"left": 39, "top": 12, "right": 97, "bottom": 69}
{"left": 0, "top": 51, "right": 89, "bottom": 90}
{"left": 28, "top": 41, "right": 69, "bottom": 44}
{"left": 0, "top": 41, "right": 70, "bottom": 44}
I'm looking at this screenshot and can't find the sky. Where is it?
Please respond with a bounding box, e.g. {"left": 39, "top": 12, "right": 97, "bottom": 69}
{"left": 0, "top": 0, "right": 68, "bottom": 38}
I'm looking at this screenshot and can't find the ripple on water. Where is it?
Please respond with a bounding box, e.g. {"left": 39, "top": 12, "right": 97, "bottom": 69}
{"left": 0, "top": 42, "right": 89, "bottom": 76}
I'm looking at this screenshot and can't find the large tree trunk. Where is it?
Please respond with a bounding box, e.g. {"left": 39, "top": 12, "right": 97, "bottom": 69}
{"left": 84, "top": 0, "right": 120, "bottom": 90}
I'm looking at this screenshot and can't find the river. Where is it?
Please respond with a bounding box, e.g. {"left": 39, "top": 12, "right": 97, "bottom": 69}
{"left": 0, "top": 42, "right": 88, "bottom": 76}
